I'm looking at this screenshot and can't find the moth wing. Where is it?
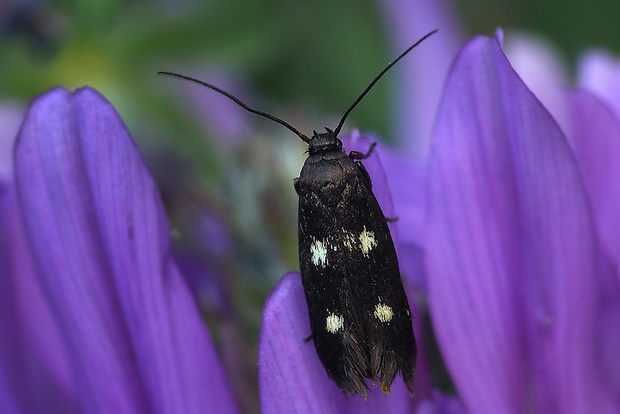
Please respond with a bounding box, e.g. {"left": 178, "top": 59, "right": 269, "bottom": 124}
{"left": 298, "top": 176, "right": 370, "bottom": 396}
{"left": 341, "top": 168, "right": 417, "bottom": 393}
{"left": 297, "top": 156, "right": 416, "bottom": 396}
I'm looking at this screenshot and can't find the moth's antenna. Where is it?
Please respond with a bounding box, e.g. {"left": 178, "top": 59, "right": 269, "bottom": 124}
{"left": 157, "top": 71, "right": 311, "bottom": 143}
{"left": 333, "top": 29, "right": 438, "bottom": 137}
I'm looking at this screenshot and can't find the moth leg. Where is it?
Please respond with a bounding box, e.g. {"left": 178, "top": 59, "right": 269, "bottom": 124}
{"left": 385, "top": 216, "right": 399, "bottom": 223}
{"left": 348, "top": 142, "right": 377, "bottom": 161}
{"left": 348, "top": 143, "right": 378, "bottom": 185}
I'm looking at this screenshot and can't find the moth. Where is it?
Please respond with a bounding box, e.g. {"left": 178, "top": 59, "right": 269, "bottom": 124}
{"left": 159, "top": 29, "right": 436, "bottom": 397}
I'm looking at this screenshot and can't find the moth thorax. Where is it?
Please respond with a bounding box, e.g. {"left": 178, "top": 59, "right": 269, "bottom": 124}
{"left": 308, "top": 132, "right": 342, "bottom": 155}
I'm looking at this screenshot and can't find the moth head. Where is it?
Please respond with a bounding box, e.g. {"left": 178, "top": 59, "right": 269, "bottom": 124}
{"left": 308, "top": 128, "right": 342, "bottom": 155}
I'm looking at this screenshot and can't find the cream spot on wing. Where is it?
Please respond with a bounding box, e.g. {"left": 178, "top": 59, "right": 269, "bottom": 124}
{"left": 326, "top": 313, "right": 344, "bottom": 334}
{"left": 374, "top": 302, "right": 393, "bottom": 323}
{"left": 310, "top": 238, "right": 328, "bottom": 267}
{"left": 359, "top": 226, "right": 377, "bottom": 256}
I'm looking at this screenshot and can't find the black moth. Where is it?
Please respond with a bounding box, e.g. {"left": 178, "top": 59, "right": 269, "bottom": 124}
{"left": 159, "top": 29, "right": 436, "bottom": 397}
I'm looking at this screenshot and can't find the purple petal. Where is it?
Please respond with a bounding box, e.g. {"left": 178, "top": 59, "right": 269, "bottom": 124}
{"left": 259, "top": 273, "right": 415, "bottom": 414}
{"left": 0, "top": 184, "right": 77, "bottom": 412}
{"left": 503, "top": 33, "right": 570, "bottom": 133}
{"left": 577, "top": 50, "right": 620, "bottom": 119}
{"left": 427, "top": 34, "right": 617, "bottom": 412}
{"left": 380, "top": 149, "right": 427, "bottom": 291}
{"left": 15, "top": 87, "right": 238, "bottom": 413}
{"left": 0, "top": 376, "right": 18, "bottom": 414}
{"left": 380, "top": 0, "right": 463, "bottom": 157}
{"left": 566, "top": 90, "right": 620, "bottom": 263}
{"left": 566, "top": 90, "right": 620, "bottom": 395}
{"left": 381, "top": 151, "right": 425, "bottom": 246}
{"left": 415, "top": 390, "right": 467, "bottom": 414}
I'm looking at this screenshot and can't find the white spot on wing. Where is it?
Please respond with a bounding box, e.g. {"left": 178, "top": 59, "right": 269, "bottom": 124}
{"left": 374, "top": 302, "right": 393, "bottom": 323}
{"left": 359, "top": 226, "right": 377, "bottom": 256}
{"left": 310, "top": 238, "right": 328, "bottom": 267}
{"left": 326, "top": 313, "right": 344, "bottom": 334}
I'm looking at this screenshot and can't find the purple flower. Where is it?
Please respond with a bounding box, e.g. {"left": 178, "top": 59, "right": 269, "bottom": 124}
{"left": 426, "top": 32, "right": 620, "bottom": 413}
{"left": 1, "top": 87, "right": 239, "bottom": 413}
